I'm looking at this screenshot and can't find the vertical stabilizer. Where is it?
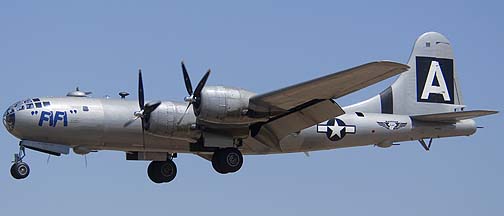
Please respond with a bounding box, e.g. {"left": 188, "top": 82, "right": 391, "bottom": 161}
{"left": 345, "top": 32, "right": 465, "bottom": 115}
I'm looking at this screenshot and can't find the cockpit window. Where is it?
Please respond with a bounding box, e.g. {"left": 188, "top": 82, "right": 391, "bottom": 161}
{"left": 9, "top": 98, "right": 51, "bottom": 113}
{"left": 14, "top": 101, "right": 22, "bottom": 108}
{"left": 16, "top": 105, "right": 25, "bottom": 111}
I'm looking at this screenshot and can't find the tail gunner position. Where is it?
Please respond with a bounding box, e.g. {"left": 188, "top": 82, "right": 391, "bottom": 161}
{"left": 3, "top": 32, "right": 497, "bottom": 184}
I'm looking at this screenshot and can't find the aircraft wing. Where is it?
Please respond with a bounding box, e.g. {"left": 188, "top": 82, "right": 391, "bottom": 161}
{"left": 248, "top": 61, "right": 409, "bottom": 150}
{"left": 411, "top": 110, "right": 499, "bottom": 123}
{"left": 248, "top": 61, "right": 409, "bottom": 114}
{"left": 250, "top": 99, "right": 344, "bottom": 150}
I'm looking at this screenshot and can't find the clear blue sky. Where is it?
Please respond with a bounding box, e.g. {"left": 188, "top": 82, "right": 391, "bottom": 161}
{"left": 1, "top": 1, "right": 502, "bottom": 215}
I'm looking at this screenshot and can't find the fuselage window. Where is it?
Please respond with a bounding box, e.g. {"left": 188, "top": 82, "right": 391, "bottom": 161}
{"left": 355, "top": 112, "right": 365, "bottom": 117}
{"left": 26, "top": 103, "right": 34, "bottom": 109}
{"left": 35, "top": 102, "right": 42, "bottom": 108}
{"left": 83, "top": 106, "right": 89, "bottom": 112}
{"left": 43, "top": 101, "right": 51, "bottom": 107}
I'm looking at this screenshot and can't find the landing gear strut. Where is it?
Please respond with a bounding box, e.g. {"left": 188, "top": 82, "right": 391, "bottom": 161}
{"left": 147, "top": 159, "right": 177, "bottom": 184}
{"left": 11, "top": 145, "right": 30, "bottom": 180}
{"left": 212, "top": 148, "right": 243, "bottom": 174}
{"left": 418, "top": 138, "right": 433, "bottom": 151}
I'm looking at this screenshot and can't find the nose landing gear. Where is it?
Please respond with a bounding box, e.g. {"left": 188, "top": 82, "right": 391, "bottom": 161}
{"left": 10, "top": 145, "right": 30, "bottom": 180}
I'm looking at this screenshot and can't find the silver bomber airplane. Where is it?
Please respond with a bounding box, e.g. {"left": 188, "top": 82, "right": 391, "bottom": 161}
{"left": 3, "top": 32, "right": 498, "bottom": 184}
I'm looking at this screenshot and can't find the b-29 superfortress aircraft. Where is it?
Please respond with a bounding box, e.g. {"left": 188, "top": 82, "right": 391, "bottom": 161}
{"left": 3, "top": 32, "right": 497, "bottom": 184}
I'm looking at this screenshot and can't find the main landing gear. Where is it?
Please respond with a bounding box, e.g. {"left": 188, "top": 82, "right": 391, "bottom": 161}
{"left": 212, "top": 148, "right": 243, "bottom": 174}
{"left": 11, "top": 145, "right": 30, "bottom": 180}
{"left": 146, "top": 148, "right": 243, "bottom": 183}
{"left": 147, "top": 159, "right": 177, "bottom": 184}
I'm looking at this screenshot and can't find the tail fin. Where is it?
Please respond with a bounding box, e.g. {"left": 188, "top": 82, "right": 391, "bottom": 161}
{"left": 346, "top": 32, "right": 465, "bottom": 115}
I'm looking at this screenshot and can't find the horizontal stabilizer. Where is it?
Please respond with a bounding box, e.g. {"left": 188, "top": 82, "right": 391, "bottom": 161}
{"left": 411, "top": 110, "right": 498, "bottom": 123}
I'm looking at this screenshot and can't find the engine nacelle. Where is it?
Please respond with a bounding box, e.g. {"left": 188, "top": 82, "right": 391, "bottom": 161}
{"left": 147, "top": 101, "right": 201, "bottom": 142}
{"left": 196, "top": 86, "right": 256, "bottom": 124}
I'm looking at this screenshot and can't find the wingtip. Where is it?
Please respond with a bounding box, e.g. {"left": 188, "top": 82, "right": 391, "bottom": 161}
{"left": 486, "top": 110, "right": 499, "bottom": 115}
{"left": 473, "top": 109, "right": 499, "bottom": 115}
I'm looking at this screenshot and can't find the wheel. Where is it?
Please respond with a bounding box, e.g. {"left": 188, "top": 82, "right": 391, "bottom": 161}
{"left": 212, "top": 148, "right": 243, "bottom": 174}
{"left": 220, "top": 148, "right": 243, "bottom": 173}
{"left": 10, "top": 162, "right": 30, "bottom": 180}
{"left": 147, "top": 160, "right": 177, "bottom": 184}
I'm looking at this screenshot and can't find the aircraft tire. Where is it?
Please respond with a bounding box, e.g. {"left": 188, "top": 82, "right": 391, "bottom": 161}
{"left": 147, "top": 160, "right": 177, "bottom": 184}
{"left": 211, "top": 151, "right": 227, "bottom": 174}
{"left": 10, "top": 162, "right": 30, "bottom": 180}
{"left": 212, "top": 148, "right": 243, "bottom": 174}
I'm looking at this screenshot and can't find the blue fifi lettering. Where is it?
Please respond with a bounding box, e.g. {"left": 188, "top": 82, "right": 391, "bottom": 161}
{"left": 38, "top": 111, "right": 67, "bottom": 127}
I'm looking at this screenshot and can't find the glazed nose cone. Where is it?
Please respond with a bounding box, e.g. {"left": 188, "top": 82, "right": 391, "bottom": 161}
{"left": 3, "top": 106, "right": 15, "bottom": 131}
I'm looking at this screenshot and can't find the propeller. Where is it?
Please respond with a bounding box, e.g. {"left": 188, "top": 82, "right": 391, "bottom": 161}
{"left": 177, "top": 61, "right": 210, "bottom": 125}
{"left": 123, "top": 69, "right": 162, "bottom": 145}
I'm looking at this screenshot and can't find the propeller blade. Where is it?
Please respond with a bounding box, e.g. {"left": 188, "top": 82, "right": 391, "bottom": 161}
{"left": 123, "top": 116, "right": 140, "bottom": 127}
{"left": 181, "top": 61, "right": 193, "bottom": 96}
{"left": 138, "top": 69, "right": 145, "bottom": 110}
{"left": 194, "top": 69, "right": 211, "bottom": 98}
{"left": 143, "top": 101, "right": 161, "bottom": 115}
{"left": 141, "top": 118, "right": 146, "bottom": 147}
{"left": 177, "top": 103, "right": 191, "bottom": 125}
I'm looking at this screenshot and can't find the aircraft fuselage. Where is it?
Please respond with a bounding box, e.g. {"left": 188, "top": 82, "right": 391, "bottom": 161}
{"left": 3, "top": 96, "right": 477, "bottom": 155}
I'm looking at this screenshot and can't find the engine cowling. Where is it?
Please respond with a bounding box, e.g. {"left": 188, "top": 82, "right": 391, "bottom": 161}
{"left": 147, "top": 101, "right": 201, "bottom": 142}
{"left": 195, "top": 86, "right": 256, "bottom": 124}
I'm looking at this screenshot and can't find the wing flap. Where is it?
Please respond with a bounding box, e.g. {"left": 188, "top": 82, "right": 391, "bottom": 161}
{"left": 251, "top": 99, "right": 344, "bottom": 150}
{"left": 411, "top": 110, "right": 498, "bottom": 123}
{"left": 249, "top": 61, "right": 409, "bottom": 113}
